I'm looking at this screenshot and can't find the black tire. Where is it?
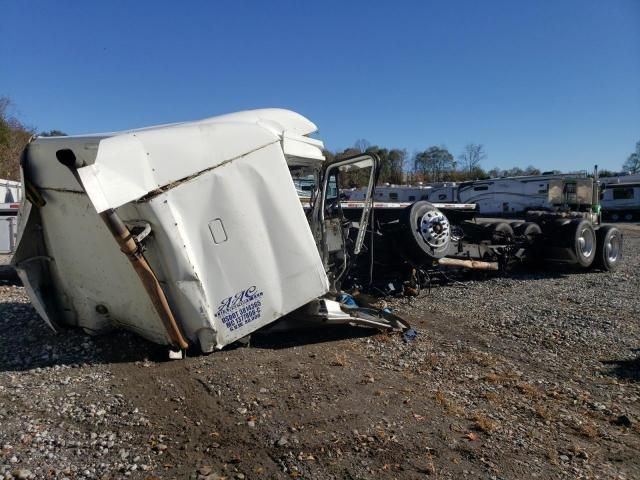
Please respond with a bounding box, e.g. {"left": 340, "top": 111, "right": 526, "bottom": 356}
{"left": 593, "top": 226, "right": 623, "bottom": 271}
{"left": 485, "top": 222, "right": 514, "bottom": 244}
{"left": 513, "top": 222, "right": 542, "bottom": 246}
{"left": 536, "top": 217, "right": 568, "bottom": 239}
{"left": 400, "top": 201, "right": 451, "bottom": 262}
{"left": 562, "top": 219, "right": 596, "bottom": 268}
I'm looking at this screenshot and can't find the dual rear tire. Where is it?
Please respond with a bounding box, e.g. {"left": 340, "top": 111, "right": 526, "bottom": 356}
{"left": 544, "top": 219, "right": 622, "bottom": 271}
{"left": 593, "top": 225, "right": 623, "bottom": 271}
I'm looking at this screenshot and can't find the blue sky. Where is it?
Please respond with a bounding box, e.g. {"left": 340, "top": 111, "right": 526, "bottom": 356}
{"left": 1, "top": 0, "right": 638, "bottom": 172}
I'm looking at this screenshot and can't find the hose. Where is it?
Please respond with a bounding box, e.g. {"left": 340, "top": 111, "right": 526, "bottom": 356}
{"left": 55, "top": 149, "right": 189, "bottom": 349}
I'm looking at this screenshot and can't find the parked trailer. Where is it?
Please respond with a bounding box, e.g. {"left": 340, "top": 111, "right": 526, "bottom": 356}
{"left": 14, "top": 109, "right": 409, "bottom": 354}
{"left": 0, "top": 206, "right": 18, "bottom": 254}
{"left": 600, "top": 182, "right": 640, "bottom": 221}
{"left": 0, "top": 178, "right": 21, "bottom": 254}
{"left": 455, "top": 173, "right": 588, "bottom": 215}
{"left": 346, "top": 173, "right": 592, "bottom": 216}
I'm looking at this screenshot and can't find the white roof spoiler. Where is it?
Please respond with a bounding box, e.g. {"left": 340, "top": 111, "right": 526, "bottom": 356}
{"left": 75, "top": 109, "right": 323, "bottom": 213}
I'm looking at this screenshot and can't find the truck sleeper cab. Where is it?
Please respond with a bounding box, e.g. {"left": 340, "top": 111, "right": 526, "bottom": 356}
{"left": 13, "top": 109, "right": 380, "bottom": 352}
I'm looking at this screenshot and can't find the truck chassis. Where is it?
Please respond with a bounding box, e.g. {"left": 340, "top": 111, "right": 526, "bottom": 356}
{"left": 330, "top": 199, "right": 624, "bottom": 296}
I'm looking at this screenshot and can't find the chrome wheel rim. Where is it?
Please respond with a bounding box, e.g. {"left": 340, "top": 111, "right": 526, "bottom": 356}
{"left": 577, "top": 226, "right": 595, "bottom": 258}
{"left": 419, "top": 210, "right": 450, "bottom": 248}
{"left": 606, "top": 232, "right": 621, "bottom": 262}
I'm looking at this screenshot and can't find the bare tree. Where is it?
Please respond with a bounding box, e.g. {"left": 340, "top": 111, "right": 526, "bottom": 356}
{"left": 487, "top": 167, "right": 502, "bottom": 178}
{"left": 458, "top": 143, "right": 487, "bottom": 173}
{"left": 387, "top": 148, "right": 406, "bottom": 184}
{"left": 353, "top": 138, "right": 371, "bottom": 153}
{"left": 504, "top": 166, "right": 525, "bottom": 177}
{"left": 622, "top": 141, "right": 640, "bottom": 174}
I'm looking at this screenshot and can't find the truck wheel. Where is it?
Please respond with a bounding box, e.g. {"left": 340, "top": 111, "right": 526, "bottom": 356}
{"left": 593, "top": 226, "right": 623, "bottom": 271}
{"left": 540, "top": 217, "right": 571, "bottom": 237}
{"left": 485, "top": 222, "right": 514, "bottom": 244}
{"left": 400, "top": 201, "right": 451, "bottom": 262}
{"left": 563, "top": 219, "right": 596, "bottom": 268}
{"left": 513, "top": 222, "right": 542, "bottom": 246}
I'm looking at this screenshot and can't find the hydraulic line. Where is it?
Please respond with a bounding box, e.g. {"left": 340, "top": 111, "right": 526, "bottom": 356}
{"left": 55, "top": 149, "right": 189, "bottom": 349}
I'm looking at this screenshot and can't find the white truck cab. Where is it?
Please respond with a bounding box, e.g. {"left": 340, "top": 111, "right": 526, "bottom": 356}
{"left": 13, "top": 109, "right": 379, "bottom": 352}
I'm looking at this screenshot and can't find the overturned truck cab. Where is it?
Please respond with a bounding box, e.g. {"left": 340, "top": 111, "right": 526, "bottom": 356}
{"left": 13, "top": 109, "right": 393, "bottom": 353}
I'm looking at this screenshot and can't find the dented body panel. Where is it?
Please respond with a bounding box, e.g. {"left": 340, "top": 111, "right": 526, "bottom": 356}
{"left": 14, "top": 109, "right": 331, "bottom": 351}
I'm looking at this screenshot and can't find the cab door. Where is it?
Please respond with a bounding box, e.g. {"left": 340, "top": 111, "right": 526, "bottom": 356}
{"left": 312, "top": 154, "right": 379, "bottom": 288}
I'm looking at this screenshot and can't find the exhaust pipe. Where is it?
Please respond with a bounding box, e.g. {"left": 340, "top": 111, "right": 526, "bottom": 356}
{"left": 438, "top": 257, "right": 499, "bottom": 271}
{"left": 56, "top": 149, "right": 189, "bottom": 349}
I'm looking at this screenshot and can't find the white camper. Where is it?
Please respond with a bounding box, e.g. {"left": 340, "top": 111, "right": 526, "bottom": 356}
{"left": 347, "top": 184, "right": 433, "bottom": 202}
{"left": 456, "top": 174, "right": 587, "bottom": 215}
{"left": 13, "top": 109, "right": 387, "bottom": 352}
{"left": 600, "top": 182, "right": 640, "bottom": 221}
{"left": 0, "top": 178, "right": 21, "bottom": 254}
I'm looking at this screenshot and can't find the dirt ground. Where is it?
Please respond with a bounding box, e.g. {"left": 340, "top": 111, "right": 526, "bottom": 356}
{"left": 1, "top": 224, "right": 639, "bottom": 480}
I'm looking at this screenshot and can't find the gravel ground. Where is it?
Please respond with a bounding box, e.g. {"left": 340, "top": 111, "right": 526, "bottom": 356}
{"left": 0, "top": 223, "right": 639, "bottom": 479}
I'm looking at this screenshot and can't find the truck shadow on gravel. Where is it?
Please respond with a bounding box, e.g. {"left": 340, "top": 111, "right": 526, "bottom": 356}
{"left": 0, "top": 302, "right": 167, "bottom": 372}
{"left": 0, "top": 301, "right": 379, "bottom": 373}
{"left": 602, "top": 350, "right": 640, "bottom": 382}
{"left": 250, "top": 324, "right": 375, "bottom": 349}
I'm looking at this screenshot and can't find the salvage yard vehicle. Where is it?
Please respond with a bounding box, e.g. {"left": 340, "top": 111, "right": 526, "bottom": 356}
{"left": 338, "top": 174, "right": 624, "bottom": 293}
{"left": 11, "top": 109, "right": 623, "bottom": 353}
{"left": 600, "top": 181, "right": 640, "bottom": 222}
{"left": 13, "top": 109, "right": 407, "bottom": 354}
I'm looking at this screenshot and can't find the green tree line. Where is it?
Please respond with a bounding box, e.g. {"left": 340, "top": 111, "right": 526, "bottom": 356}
{"left": 0, "top": 96, "right": 67, "bottom": 180}
{"left": 0, "top": 97, "right": 33, "bottom": 180}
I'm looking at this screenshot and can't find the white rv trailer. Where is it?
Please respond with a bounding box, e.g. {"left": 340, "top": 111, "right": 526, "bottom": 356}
{"left": 455, "top": 173, "right": 589, "bottom": 215}
{"left": 347, "top": 174, "right": 589, "bottom": 215}
{"left": 422, "top": 184, "right": 458, "bottom": 202}
{"left": 599, "top": 174, "right": 640, "bottom": 186}
{"left": 347, "top": 184, "right": 434, "bottom": 202}
{"left": 0, "top": 178, "right": 21, "bottom": 254}
{"left": 600, "top": 182, "right": 640, "bottom": 221}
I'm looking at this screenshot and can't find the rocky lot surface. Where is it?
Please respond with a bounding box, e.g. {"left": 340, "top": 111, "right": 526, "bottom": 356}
{"left": 0, "top": 223, "right": 639, "bottom": 479}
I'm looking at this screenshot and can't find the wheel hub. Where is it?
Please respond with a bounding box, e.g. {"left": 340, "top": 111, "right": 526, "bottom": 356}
{"left": 577, "top": 227, "right": 595, "bottom": 258}
{"left": 419, "top": 211, "right": 450, "bottom": 248}
{"left": 606, "top": 232, "right": 621, "bottom": 262}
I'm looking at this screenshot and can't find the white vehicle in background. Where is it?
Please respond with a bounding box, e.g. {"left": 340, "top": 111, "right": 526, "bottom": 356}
{"left": 0, "top": 178, "right": 21, "bottom": 254}
{"left": 455, "top": 173, "right": 588, "bottom": 215}
{"left": 348, "top": 184, "right": 434, "bottom": 202}
{"left": 600, "top": 182, "right": 640, "bottom": 221}
{"left": 345, "top": 173, "right": 593, "bottom": 216}
{"left": 423, "top": 183, "right": 458, "bottom": 202}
